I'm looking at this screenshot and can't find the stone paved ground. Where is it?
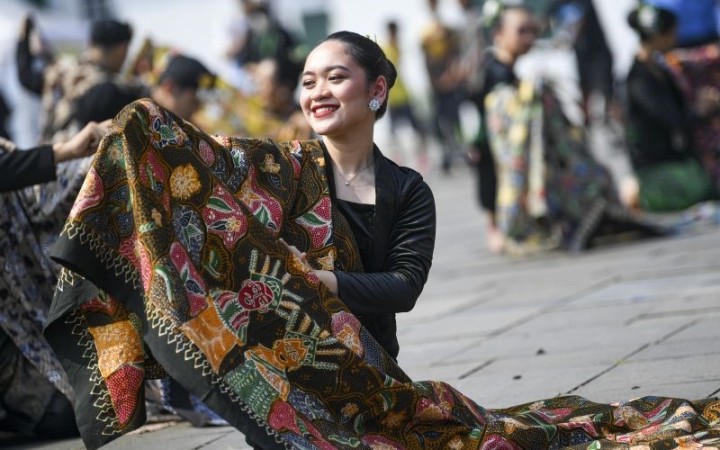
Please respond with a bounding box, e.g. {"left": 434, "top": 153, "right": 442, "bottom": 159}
{"left": 5, "top": 164, "right": 720, "bottom": 450}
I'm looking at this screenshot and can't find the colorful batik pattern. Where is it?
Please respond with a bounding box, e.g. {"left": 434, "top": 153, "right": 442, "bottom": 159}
{"left": 46, "top": 99, "right": 720, "bottom": 449}
{"left": 485, "top": 81, "right": 658, "bottom": 254}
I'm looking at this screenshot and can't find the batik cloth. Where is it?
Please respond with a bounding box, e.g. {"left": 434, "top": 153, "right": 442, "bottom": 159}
{"left": 46, "top": 99, "right": 720, "bottom": 449}
{"left": 485, "top": 81, "right": 659, "bottom": 254}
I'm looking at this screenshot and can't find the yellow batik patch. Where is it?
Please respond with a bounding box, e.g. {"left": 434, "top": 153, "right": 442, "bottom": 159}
{"left": 88, "top": 319, "right": 145, "bottom": 379}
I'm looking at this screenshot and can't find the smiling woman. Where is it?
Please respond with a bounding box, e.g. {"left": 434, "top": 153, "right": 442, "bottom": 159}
{"left": 44, "top": 31, "right": 719, "bottom": 450}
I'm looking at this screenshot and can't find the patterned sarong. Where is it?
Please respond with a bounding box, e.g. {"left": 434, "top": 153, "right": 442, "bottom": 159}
{"left": 46, "top": 99, "right": 720, "bottom": 449}
{"left": 486, "top": 81, "right": 663, "bottom": 254}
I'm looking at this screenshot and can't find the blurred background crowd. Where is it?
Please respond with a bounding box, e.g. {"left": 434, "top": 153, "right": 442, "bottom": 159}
{"left": 0, "top": 0, "right": 717, "bottom": 178}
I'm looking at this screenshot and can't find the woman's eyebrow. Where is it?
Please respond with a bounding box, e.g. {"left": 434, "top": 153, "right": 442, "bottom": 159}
{"left": 302, "top": 65, "right": 351, "bottom": 77}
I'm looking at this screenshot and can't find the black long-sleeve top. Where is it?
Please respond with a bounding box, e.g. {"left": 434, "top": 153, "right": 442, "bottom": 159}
{"left": 475, "top": 52, "right": 518, "bottom": 153}
{"left": 326, "top": 146, "right": 436, "bottom": 359}
{"left": 626, "top": 57, "right": 694, "bottom": 170}
{"left": 0, "top": 145, "right": 55, "bottom": 192}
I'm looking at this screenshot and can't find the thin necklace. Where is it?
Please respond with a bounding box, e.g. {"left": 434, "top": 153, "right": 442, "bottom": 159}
{"left": 337, "top": 161, "right": 373, "bottom": 186}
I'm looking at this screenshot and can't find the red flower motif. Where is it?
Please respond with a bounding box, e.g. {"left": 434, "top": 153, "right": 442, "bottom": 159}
{"left": 238, "top": 280, "right": 274, "bottom": 312}
{"left": 480, "top": 434, "right": 522, "bottom": 450}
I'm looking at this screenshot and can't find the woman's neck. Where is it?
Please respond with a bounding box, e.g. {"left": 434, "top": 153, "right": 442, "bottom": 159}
{"left": 323, "top": 130, "right": 375, "bottom": 174}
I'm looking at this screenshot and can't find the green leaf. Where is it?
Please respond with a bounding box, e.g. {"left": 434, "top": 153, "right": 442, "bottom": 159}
{"left": 207, "top": 196, "right": 233, "bottom": 213}
{"left": 145, "top": 165, "right": 157, "bottom": 191}
{"left": 353, "top": 414, "right": 365, "bottom": 434}
{"left": 296, "top": 418, "right": 309, "bottom": 436}
{"left": 327, "top": 435, "right": 361, "bottom": 447}
{"left": 301, "top": 212, "right": 326, "bottom": 227}
{"left": 256, "top": 206, "right": 270, "bottom": 226}
{"left": 203, "top": 250, "right": 221, "bottom": 278}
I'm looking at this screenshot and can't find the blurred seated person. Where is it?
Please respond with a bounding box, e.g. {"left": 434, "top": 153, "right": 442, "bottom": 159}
{"left": 193, "top": 57, "right": 313, "bottom": 140}
{"left": 78, "top": 54, "right": 215, "bottom": 126}
{"left": 625, "top": 4, "right": 720, "bottom": 212}
{"left": 665, "top": 43, "right": 720, "bottom": 192}
{"left": 0, "top": 122, "right": 107, "bottom": 439}
{"left": 151, "top": 55, "right": 216, "bottom": 122}
{"left": 247, "top": 58, "right": 312, "bottom": 140}
{"left": 482, "top": 4, "right": 666, "bottom": 255}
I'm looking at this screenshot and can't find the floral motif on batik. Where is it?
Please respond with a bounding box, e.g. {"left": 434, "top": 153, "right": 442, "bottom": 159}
{"left": 296, "top": 195, "right": 333, "bottom": 249}
{"left": 237, "top": 165, "right": 283, "bottom": 232}
{"left": 201, "top": 184, "right": 249, "bottom": 250}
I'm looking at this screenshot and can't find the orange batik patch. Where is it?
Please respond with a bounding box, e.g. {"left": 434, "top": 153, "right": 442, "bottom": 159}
{"left": 88, "top": 319, "right": 145, "bottom": 379}
{"left": 179, "top": 297, "right": 243, "bottom": 374}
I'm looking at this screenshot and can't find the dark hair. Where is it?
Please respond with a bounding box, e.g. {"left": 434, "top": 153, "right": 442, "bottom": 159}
{"left": 321, "top": 31, "right": 397, "bottom": 119}
{"left": 627, "top": 3, "right": 677, "bottom": 41}
{"left": 90, "top": 19, "right": 132, "bottom": 48}
{"left": 159, "top": 55, "right": 215, "bottom": 90}
{"left": 387, "top": 20, "right": 398, "bottom": 34}
{"left": 483, "top": 0, "right": 530, "bottom": 32}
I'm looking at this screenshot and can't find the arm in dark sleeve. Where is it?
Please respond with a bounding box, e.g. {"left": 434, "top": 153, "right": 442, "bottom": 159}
{"left": 628, "top": 69, "right": 692, "bottom": 128}
{"left": 335, "top": 180, "right": 436, "bottom": 315}
{"left": 0, "top": 145, "right": 56, "bottom": 192}
{"left": 16, "top": 32, "right": 44, "bottom": 95}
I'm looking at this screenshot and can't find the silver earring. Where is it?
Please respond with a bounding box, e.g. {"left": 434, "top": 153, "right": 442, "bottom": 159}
{"left": 368, "top": 98, "right": 381, "bottom": 112}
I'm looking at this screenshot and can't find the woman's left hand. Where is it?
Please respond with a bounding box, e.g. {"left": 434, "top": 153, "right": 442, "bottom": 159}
{"left": 279, "top": 238, "right": 338, "bottom": 294}
{"left": 279, "top": 238, "right": 310, "bottom": 267}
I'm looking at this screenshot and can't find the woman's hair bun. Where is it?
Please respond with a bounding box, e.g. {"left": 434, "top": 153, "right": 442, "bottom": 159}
{"left": 627, "top": 3, "right": 677, "bottom": 40}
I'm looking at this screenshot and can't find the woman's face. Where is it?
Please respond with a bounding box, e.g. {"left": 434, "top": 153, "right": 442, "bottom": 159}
{"left": 655, "top": 27, "right": 678, "bottom": 53}
{"left": 495, "top": 9, "right": 538, "bottom": 59}
{"left": 299, "top": 40, "right": 378, "bottom": 138}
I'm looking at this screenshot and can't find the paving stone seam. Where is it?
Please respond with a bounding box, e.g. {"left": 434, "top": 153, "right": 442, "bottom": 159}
{"left": 458, "top": 358, "right": 497, "bottom": 380}
{"left": 565, "top": 320, "right": 699, "bottom": 395}
{"left": 624, "top": 308, "right": 720, "bottom": 326}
